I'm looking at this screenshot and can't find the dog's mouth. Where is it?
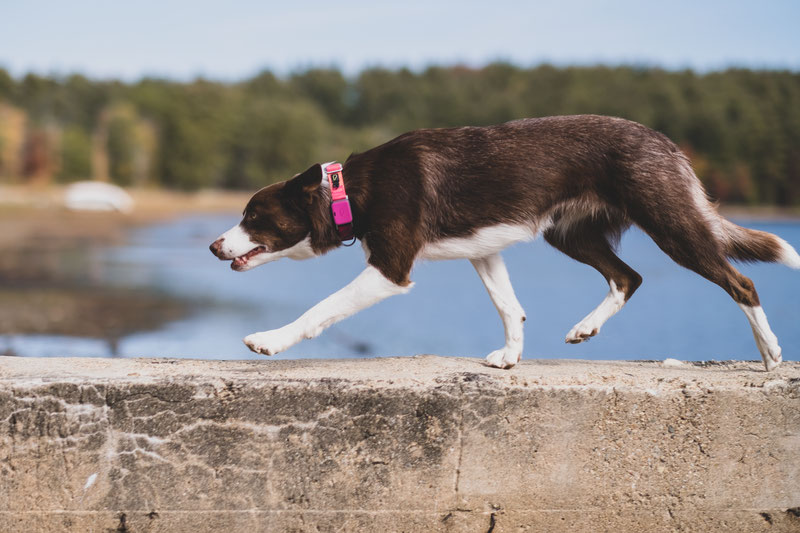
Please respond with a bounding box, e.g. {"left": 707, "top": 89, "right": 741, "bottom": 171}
{"left": 231, "top": 246, "right": 267, "bottom": 271}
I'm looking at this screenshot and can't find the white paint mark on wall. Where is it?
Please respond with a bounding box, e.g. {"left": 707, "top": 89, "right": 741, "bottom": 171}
{"left": 83, "top": 472, "right": 98, "bottom": 491}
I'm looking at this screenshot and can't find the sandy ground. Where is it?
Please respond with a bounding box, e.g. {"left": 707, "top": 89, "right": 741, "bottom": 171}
{"left": 1, "top": 353, "right": 798, "bottom": 390}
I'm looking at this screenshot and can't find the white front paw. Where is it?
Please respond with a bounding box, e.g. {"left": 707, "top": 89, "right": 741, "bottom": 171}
{"left": 244, "top": 328, "right": 300, "bottom": 356}
{"left": 484, "top": 347, "right": 521, "bottom": 369}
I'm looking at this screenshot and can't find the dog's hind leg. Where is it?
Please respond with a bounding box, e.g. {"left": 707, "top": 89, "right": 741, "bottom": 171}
{"left": 471, "top": 253, "right": 527, "bottom": 369}
{"left": 640, "top": 217, "right": 782, "bottom": 371}
{"left": 544, "top": 217, "right": 642, "bottom": 344}
{"left": 622, "top": 153, "right": 789, "bottom": 369}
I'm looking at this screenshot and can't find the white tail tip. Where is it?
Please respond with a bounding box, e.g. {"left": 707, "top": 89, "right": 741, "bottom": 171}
{"left": 778, "top": 238, "right": 800, "bottom": 269}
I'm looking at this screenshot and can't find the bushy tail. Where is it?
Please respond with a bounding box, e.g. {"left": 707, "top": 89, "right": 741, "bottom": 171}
{"left": 721, "top": 218, "right": 800, "bottom": 268}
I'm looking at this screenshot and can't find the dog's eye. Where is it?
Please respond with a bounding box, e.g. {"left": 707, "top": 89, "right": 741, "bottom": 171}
{"left": 247, "top": 212, "right": 257, "bottom": 221}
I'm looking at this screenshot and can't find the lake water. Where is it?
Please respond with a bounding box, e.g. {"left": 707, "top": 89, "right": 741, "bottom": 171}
{"left": 4, "top": 214, "right": 799, "bottom": 362}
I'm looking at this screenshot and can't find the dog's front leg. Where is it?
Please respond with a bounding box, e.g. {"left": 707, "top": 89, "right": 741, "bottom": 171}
{"left": 244, "top": 265, "right": 413, "bottom": 356}
{"left": 471, "top": 253, "right": 526, "bottom": 369}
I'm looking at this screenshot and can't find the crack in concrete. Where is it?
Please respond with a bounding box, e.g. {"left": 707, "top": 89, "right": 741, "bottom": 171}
{"left": 486, "top": 511, "right": 497, "bottom": 533}
{"left": 452, "top": 374, "right": 466, "bottom": 500}
{"left": 115, "top": 512, "right": 129, "bottom": 532}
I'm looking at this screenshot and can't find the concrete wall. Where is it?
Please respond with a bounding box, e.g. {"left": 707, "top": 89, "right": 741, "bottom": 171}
{"left": 0, "top": 355, "right": 798, "bottom": 532}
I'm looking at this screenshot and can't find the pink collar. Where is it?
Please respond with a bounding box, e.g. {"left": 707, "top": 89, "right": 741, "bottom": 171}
{"left": 322, "top": 162, "right": 355, "bottom": 244}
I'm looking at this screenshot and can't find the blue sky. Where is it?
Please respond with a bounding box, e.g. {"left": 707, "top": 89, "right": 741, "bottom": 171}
{"left": 1, "top": 1, "right": 799, "bottom": 80}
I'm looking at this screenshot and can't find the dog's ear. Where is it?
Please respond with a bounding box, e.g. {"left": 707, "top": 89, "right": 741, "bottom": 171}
{"left": 286, "top": 163, "right": 322, "bottom": 205}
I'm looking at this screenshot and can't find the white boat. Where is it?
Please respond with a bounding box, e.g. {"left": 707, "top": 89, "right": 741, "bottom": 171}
{"left": 64, "top": 181, "right": 134, "bottom": 213}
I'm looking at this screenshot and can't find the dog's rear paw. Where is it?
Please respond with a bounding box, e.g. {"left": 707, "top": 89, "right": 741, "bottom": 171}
{"left": 484, "top": 347, "right": 520, "bottom": 369}
{"left": 565, "top": 323, "right": 599, "bottom": 344}
{"left": 761, "top": 342, "right": 782, "bottom": 371}
{"left": 764, "top": 354, "right": 782, "bottom": 372}
{"left": 752, "top": 330, "right": 782, "bottom": 371}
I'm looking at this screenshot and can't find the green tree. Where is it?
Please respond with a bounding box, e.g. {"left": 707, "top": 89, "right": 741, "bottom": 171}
{"left": 0, "top": 66, "right": 798, "bottom": 201}
{"left": 59, "top": 126, "right": 91, "bottom": 182}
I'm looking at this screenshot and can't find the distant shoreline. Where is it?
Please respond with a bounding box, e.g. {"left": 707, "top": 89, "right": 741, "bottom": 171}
{"left": 0, "top": 185, "right": 250, "bottom": 250}
{"left": 3, "top": 184, "right": 799, "bottom": 214}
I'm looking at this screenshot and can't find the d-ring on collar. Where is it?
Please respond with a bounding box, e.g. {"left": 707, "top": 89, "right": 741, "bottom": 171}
{"left": 322, "top": 162, "right": 356, "bottom": 245}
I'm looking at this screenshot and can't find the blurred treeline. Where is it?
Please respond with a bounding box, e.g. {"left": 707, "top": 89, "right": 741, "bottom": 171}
{"left": 1, "top": 64, "right": 799, "bottom": 204}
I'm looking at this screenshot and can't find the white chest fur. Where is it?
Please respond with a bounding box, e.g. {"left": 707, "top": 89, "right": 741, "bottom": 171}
{"left": 420, "top": 223, "right": 537, "bottom": 260}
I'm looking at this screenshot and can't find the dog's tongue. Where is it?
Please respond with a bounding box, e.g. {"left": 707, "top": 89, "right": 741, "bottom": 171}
{"left": 232, "top": 246, "right": 266, "bottom": 269}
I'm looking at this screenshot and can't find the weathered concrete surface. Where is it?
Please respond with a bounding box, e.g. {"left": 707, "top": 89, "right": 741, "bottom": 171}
{"left": 0, "top": 355, "right": 798, "bottom": 532}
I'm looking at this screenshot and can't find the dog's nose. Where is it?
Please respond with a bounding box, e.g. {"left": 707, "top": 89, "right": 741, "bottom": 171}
{"left": 209, "top": 238, "right": 224, "bottom": 258}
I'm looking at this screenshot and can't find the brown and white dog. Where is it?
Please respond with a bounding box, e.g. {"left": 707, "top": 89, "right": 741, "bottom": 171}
{"left": 210, "top": 115, "right": 799, "bottom": 370}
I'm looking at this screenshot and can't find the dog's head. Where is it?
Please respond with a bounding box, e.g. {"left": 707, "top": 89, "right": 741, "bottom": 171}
{"left": 210, "top": 164, "right": 323, "bottom": 271}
